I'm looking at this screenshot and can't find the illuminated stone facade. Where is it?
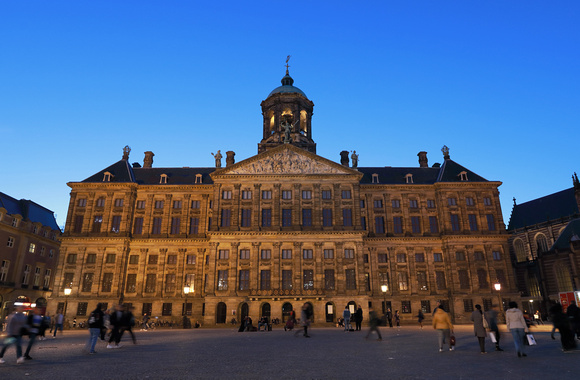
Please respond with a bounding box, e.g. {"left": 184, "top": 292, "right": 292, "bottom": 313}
{"left": 50, "top": 71, "right": 517, "bottom": 325}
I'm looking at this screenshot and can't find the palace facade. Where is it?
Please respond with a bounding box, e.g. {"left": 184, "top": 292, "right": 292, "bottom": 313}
{"left": 50, "top": 69, "right": 517, "bottom": 325}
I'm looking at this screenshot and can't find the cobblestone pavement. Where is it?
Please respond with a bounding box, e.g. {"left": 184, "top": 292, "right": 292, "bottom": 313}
{"left": 0, "top": 324, "right": 578, "bottom": 379}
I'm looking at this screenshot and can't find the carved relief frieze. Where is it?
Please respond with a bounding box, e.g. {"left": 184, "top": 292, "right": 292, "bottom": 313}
{"left": 226, "top": 150, "right": 345, "bottom": 175}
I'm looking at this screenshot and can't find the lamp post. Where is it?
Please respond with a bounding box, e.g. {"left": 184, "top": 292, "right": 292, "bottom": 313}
{"left": 494, "top": 282, "right": 503, "bottom": 322}
{"left": 381, "top": 284, "right": 388, "bottom": 315}
{"left": 529, "top": 299, "right": 534, "bottom": 319}
{"left": 183, "top": 284, "right": 191, "bottom": 316}
{"left": 63, "top": 284, "right": 72, "bottom": 323}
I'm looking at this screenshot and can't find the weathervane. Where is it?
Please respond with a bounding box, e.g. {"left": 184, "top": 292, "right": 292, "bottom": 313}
{"left": 285, "top": 55, "right": 291, "bottom": 74}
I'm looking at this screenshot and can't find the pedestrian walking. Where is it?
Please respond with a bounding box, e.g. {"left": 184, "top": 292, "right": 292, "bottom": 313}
{"left": 0, "top": 305, "right": 28, "bottom": 364}
{"left": 484, "top": 304, "right": 504, "bottom": 351}
{"left": 386, "top": 308, "right": 393, "bottom": 328}
{"left": 506, "top": 301, "right": 529, "bottom": 357}
{"left": 39, "top": 312, "right": 50, "bottom": 340}
{"left": 294, "top": 303, "right": 311, "bottom": 338}
{"left": 394, "top": 310, "right": 401, "bottom": 332}
{"left": 550, "top": 303, "right": 577, "bottom": 352}
{"left": 343, "top": 306, "right": 351, "bottom": 332}
{"left": 566, "top": 301, "right": 580, "bottom": 339}
{"left": 141, "top": 313, "right": 150, "bottom": 331}
{"left": 471, "top": 304, "right": 487, "bottom": 354}
{"left": 107, "top": 304, "right": 124, "bottom": 348}
{"left": 52, "top": 310, "right": 64, "bottom": 338}
{"left": 122, "top": 306, "right": 137, "bottom": 344}
{"left": 354, "top": 306, "right": 363, "bottom": 331}
{"left": 433, "top": 305, "right": 454, "bottom": 352}
{"left": 86, "top": 303, "right": 105, "bottom": 354}
{"left": 365, "top": 307, "right": 382, "bottom": 341}
{"left": 417, "top": 310, "right": 424, "bottom": 329}
{"left": 24, "top": 307, "right": 43, "bottom": 360}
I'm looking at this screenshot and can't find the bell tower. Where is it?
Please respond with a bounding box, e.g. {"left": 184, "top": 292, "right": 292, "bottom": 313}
{"left": 258, "top": 59, "right": 316, "bottom": 154}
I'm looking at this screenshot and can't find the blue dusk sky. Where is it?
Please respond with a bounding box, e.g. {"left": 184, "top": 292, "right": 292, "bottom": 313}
{"left": 1, "top": 1, "right": 578, "bottom": 229}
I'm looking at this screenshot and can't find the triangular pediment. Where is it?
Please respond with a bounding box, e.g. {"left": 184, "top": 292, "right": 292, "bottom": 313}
{"left": 214, "top": 145, "right": 360, "bottom": 177}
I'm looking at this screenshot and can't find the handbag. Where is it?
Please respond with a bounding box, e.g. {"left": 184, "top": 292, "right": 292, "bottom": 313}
{"left": 489, "top": 331, "right": 497, "bottom": 343}
{"left": 526, "top": 333, "right": 537, "bottom": 346}
{"left": 450, "top": 335, "right": 456, "bottom": 346}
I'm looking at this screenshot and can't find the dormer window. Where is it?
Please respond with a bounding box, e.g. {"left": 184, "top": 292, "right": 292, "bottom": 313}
{"left": 195, "top": 174, "right": 202, "bottom": 184}
{"left": 459, "top": 171, "right": 468, "bottom": 181}
{"left": 103, "top": 172, "right": 112, "bottom": 182}
{"left": 372, "top": 173, "right": 379, "bottom": 184}
{"left": 160, "top": 174, "right": 168, "bottom": 184}
{"left": 405, "top": 174, "right": 414, "bottom": 184}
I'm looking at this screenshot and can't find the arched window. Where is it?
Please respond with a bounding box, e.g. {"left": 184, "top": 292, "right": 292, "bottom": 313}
{"left": 261, "top": 303, "right": 271, "bottom": 319}
{"left": 282, "top": 302, "right": 293, "bottom": 322}
{"left": 216, "top": 302, "right": 227, "bottom": 324}
{"left": 325, "top": 302, "right": 335, "bottom": 322}
{"left": 300, "top": 110, "right": 308, "bottom": 134}
{"left": 240, "top": 302, "right": 249, "bottom": 321}
{"left": 555, "top": 263, "right": 574, "bottom": 292}
{"left": 535, "top": 234, "right": 549, "bottom": 255}
{"left": 525, "top": 270, "right": 541, "bottom": 298}
{"left": 514, "top": 239, "right": 527, "bottom": 262}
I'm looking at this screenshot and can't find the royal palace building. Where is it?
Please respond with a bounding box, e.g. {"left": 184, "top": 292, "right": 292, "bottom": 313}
{"left": 50, "top": 69, "right": 517, "bottom": 325}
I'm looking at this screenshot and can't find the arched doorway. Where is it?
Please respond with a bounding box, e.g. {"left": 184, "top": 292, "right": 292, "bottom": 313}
{"left": 325, "top": 302, "right": 335, "bottom": 322}
{"left": 261, "top": 303, "right": 271, "bottom": 319}
{"left": 240, "top": 302, "right": 249, "bottom": 321}
{"left": 347, "top": 300, "right": 357, "bottom": 316}
{"left": 282, "top": 302, "right": 293, "bottom": 322}
{"left": 216, "top": 302, "right": 227, "bottom": 324}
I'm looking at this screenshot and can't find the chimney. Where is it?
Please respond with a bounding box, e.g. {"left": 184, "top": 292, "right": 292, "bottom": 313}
{"left": 226, "top": 151, "right": 236, "bottom": 167}
{"left": 418, "top": 151, "right": 428, "bottom": 168}
{"left": 340, "top": 151, "right": 349, "bottom": 166}
{"left": 143, "top": 151, "right": 154, "bottom": 168}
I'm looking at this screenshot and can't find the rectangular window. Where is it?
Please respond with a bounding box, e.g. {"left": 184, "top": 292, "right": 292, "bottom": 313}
{"left": 133, "top": 217, "right": 143, "bottom": 234}
{"left": 492, "top": 251, "right": 501, "bottom": 261}
{"left": 78, "top": 198, "right": 87, "bottom": 207}
{"left": 67, "top": 254, "right": 77, "bottom": 264}
{"left": 464, "top": 299, "right": 474, "bottom": 313}
{"left": 375, "top": 216, "right": 385, "bottom": 234}
{"left": 92, "top": 215, "right": 103, "bottom": 233}
{"left": 73, "top": 215, "right": 84, "bottom": 233}
{"left": 393, "top": 217, "right": 403, "bottom": 234}
{"left": 28, "top": 243, "right": 36, "bottom": 253}
{"left": 261, "top": 249, "right": 271, "bottom": 260}
{"left": 260, "top": 270, "right": 271, "bottom": 290}
{"left": 411, "top": 216, "right": 421, "bottom": 233}
{"left": 282, "top": 190, "right": 292, "bottom": 200}
{"left": 409, "top": 199, "right": 418, "bottom": 209}
{"left": 110, "top": 215, "right": 121, "bottom": 233}
{"left": 142, "top": 303, "right": 153, "bottom": 316}
{"left": 186, "top": 254, "right": 196, "bottom": 265}
{"left": 421, "top": 300, "right": 431, "bottom": 313}
{"left": 169, "top": 217, "right": 180, "bottom": 234}
{"left": 217, "top": 270, "right": 228, "bottom": 290}
{"left": 241, "top": 190, "right": 252, "bottom": 200}
{"left": 373, "top": 199, "right": 383, "bottom": 208}
{"left": 241, "top": 209, "right": 252, "bottom": 227}
{"left": 221, "top": 209, "right": 231, "bottom": 227}
{"left": 76, "top": 302, "right": 88, "bottom": 316}
{"left": 496, "top": 269, "right": 506, "bottom": 285}
{"left": 398, "top": 272, "right": 408, "bottom": 291}
{"left": 448, "top": 198, "right": 457, "bottom": 206}
{"left": 191, "top": 200, "right": 200, "bottom": 209}
{"left": 324, "top": 249, "right": 334, "bottom": 259}
{"left": 435, "top": 271, "right": 447, "bottom": 289}
{"left": 360, "top": 200, "right": 365, "bottom": 208}
{"left": 401, "top": 301, "right": 411, "bottom": 314}
{"left": 145, "top": 274, "right": 156, "bottom": 293}
{"left": 345, "top": 269, "right": 356, "bottom": 290}
{"left": 391, "top": 199, "right": 400, "bottom": 208}
{"left": 63, "top": 272, "right": 74, "bottom": 289}
{"left": 86, "top": 253, "right": 97, "bottom": 264}
{"left": 101, "top": 272, "right": 113, "bottom": 292}
{"left": 262, "top": 190, "right": 272, "bottom": 200}
{"left": 344, "top": 249, "right": 354, "bottom": 259}
{"left": 474, "top": 251, "right": 484, "bottom": 261}
{"left": 146, "top": 255, "right": 158, "bottom": 265}
{"left": 82, "top": 273, "right": 93, "bottom": 292}
{"left": 222, "top": 190, "right": 232, "bottom": 200}
{"left": 129, "top": 255, "right": 139, "bottom": 265}
{"left": 466, "top": 197, "right": 474, "bottom": 206}
{"left": 322, "top": 209, "right": 333, "bottom": 227}
{"left": 113, "top": 198, "right": 123, "bottom": 207}
{"left": 105, "top": 254, "right": 116, "bottom": 264}
{"left": 468, "top": 214, "right": 478, "bottom": 231}
{"left": 303, "top": 249, "right": 313, "bottom": 259}
{"left": 483, "top": 299, "right": 493, "bottom": 312}
{"left": 262, "top": 209, "right": 272, "bottom": 227}
{"left": 162, "top": 303, "right": 173, "bottom": 316}
{"left": 126, "top": 274, "right": 137, "bottom": 293}
{"left": 302, "top": 190, "right": 312, "bottom": 199}
{"left": 302, "top": 209, "right": 312, "bottom": 226}
{"left": 477, "top": 269, "right": 489, "bottom": 288}
{"left": 33, "top": 267, "right": 41, "bottom": 287}
{"left": 154, "top": 200, "right": 164, "bottom": 209}
{"left": 218, "top": 250, "right": 229, "bottom": 260}
{"left": 136, "top": 200, "right": 145, "bottom": 209}
{"left": 483, "top": 197, "right": 492, "bottom": 206}
{"left": 427, "top": 199, "right": 435, "bottom": 208}
{"left": 282, "top": 270, "right": 293, "bottom": 290}
{"left": 43, "top": 269, "right": 51, "bottom": 288}
{"left": 415, "top": 253, "right": 425, "bottom": 262}
{"left": 323, "top": 269, "right": 335, "bottom": 290}
{"left": 458, "top": 270, "right": 470, "bottom": 289}
{"left": 341, "top": 190, "right": 351, "bottom": 199}
{"left": 165, "top": 274, "right": 176, "bottom": 292}
{"left": 189, "top": 217, "right": 199, "bottom": 234}
{"left": 342, "top": 209, "right": 353, "bottom": 227}
{"left": 239, "top": 270, "right": 250, "bottom": 290}
{"left": 428, "top": 216, "right": 439, "bottom": 234}
{"left": 396, "top": 253, "right": 406, "bottom": 263}
{"left": 486, "top": 214, "right": 496, "bottom": 231}
{"left": 303, "top": 270, "right": 314, "bottom": 290}
{"left": 456, "top": 251, "right": 466, "bottom": 261}
{"left": 361, "top": 216, "right": 366, "bottom": 230}
{"left": 152, "top": 217, "right": 162, "bottom": 234}
{"left": 450, "top": 214, "right": 460, "bottom": 231}
{"left": 322, "top": 190, "right": 332, "bottom": 199}
{"left": 167, "top": 255, "right": 177, "bottom": 265}
{"left": 7, "top": 237, "right": 15, "bottom": 248}
{"left": 433, "top": 253, "right": 443, "bottom": 262}
{"left": 239, "top": 249, "right": 250, "bottom": 260}
{"left": 378, "top": 253, "right": 388, "bottom": 263}
{"left": 282, "top": 249, "right": 292, "bottom": 259}
{"left": 172, "top": 200, "right": 182, "bottom": 209}
{"left": 282, "top": 209, "right": 292, "bottom": 227}
{"left": 417, "top": 271, "right": 428, "bottom": 291}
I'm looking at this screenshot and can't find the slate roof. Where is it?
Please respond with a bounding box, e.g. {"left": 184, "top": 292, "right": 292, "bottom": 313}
{"left": 550, "top": 218, "right": 580, "bottom": 251}
{"left": 0, "top": 192, "right": 60, "bottom": 230}
{"left": 507, "top": 187, "right": 580, "bottom": 231}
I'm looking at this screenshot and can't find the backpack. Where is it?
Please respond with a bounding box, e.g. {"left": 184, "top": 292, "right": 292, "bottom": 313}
{"left": 88, "top": 311, "right": 99, "bottom": 325}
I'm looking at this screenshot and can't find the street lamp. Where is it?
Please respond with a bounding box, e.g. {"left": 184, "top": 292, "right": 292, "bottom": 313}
{"left": 381, "top": 284, "right": 388, "bottom": 314}
{"left": 63, "top": 284, "right": 72, "bottom": 322}
{"left": 529, "top": 299, "right": 534, "bottom": 319}
{"left": 494, "top": 282, "right": 503, "bottom": 322}
{"left": 183, "top": 284, "right": 192, "bottom": 316}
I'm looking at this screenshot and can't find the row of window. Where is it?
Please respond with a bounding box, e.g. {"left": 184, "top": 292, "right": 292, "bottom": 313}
{"left": 78, "top": 198, "right": 204, "bottom": 210}
{"left": 69, "top": 301, "right": 192, "bottom": 317}
{"left": 5, "top": 237, "right": 55, "bottom": 258}
{"left": 0, "top": 260, "right": 51, "bottom": 287}
{"left": 0, "top": 214, "right": 57, "bottom": 239}
{"left": 378, "top": 250, "right": 502, "bottom": 263}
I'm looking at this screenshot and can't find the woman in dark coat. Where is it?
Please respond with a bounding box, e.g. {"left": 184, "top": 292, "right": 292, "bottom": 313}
{"left": 471, "top": 304, "right": 487, "bottom": 353}
{"left": 550, "top": 304, "right": 577, "bottom": 351}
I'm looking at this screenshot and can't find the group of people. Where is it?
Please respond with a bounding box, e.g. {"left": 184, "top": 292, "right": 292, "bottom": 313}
{"left": 85, "top": 303, "right": 137, "bottom": 354}
{"left": 341, "top": 305, "right": 363, "bottom": 331}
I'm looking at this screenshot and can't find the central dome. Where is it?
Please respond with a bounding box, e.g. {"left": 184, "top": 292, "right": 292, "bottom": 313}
{"left": 267, "top": 73, "right": 307, "bottom": 98}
